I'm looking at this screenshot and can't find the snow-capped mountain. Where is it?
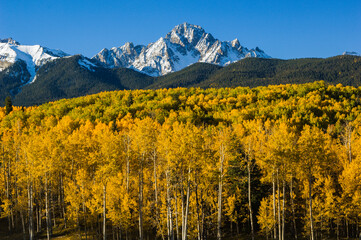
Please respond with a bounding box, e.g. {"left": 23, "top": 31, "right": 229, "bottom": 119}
{"left": 343, "top": 51, "right": 360, "bottom": 56}
{"left": 93, "top": 23, "right": 271, "bottom": 76}
{"left": 0, "top": 38, "right": 68, "bottom": 83}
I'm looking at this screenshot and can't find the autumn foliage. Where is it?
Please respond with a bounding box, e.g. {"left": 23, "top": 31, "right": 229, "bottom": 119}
{"left": 1, "top": 81, "right": 361, "bottom": 239}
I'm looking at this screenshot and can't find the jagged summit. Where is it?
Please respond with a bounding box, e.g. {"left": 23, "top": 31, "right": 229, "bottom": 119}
{"left": 166, "top": 23, "right": 206, "bottom": 46}
{"left": 231, "top": 39, "right": 240, "bottom": 48}
{"left": 93, "top": 23, "right": 271, "bottom": 76}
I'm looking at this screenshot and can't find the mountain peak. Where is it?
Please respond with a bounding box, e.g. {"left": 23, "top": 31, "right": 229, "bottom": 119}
{"left": 168, "top": 23, "right": 206, "bottom": 45}
{"left": 173, "top": 22, "right": 204, "bottom": 31}
{"left": 92, "top": 23, "right": 270, "bottom": 76}
{"left": 231, "top": 38, "right": 240, "bottom": 48}
{"left": 123, "top": 42, "right": 134, "bottom": 48}
{"left": 0, "top": 38, "right": 20, "bottom": 45}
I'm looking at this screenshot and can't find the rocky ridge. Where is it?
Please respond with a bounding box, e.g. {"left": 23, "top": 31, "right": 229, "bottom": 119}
{"left": 93, "top": 23, "right": 270, "bottom": 76}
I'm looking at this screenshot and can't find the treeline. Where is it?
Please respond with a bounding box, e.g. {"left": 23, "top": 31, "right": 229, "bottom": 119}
{"left": 3, "top": 54, "right": 361, "bottom": 106}
{"left": 1, "top": 81, "right": 361, "bottom": 240}
{"left": 148, "top": 55, "right": 361, "bottom": 89}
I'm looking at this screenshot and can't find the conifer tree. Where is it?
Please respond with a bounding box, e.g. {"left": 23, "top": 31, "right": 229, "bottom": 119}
{"left": 5, "top": 96, "right": 13, "bottom": 115}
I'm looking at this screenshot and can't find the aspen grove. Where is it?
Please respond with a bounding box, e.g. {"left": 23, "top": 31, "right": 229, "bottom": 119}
{"left": 1, "top": 81, "right": 361, "bottom": 239}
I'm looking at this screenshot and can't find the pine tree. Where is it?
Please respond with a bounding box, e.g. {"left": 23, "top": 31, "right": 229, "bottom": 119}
{"left": 5, "top": 96, "right": 13, "bottom": 115}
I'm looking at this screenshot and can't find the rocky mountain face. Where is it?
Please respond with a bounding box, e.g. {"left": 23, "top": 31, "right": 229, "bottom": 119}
{"left": 92, "top": 23, "right": 270, "bottom": 76}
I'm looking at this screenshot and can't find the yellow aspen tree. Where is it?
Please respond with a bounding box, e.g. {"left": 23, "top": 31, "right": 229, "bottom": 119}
{"left": 340, "top": 126, "right": 361, "bottom": 238}
{"left": 211, "top": 124, "right": 237, "bottom": 240}
{"left": 158, "top": 122, "right": 176, "bottom": 240}
{"left": 130, "top": 117, "right": 160, "bottom": 240}
{"left": 297, "top": 125, "right": 333, "bottom": 240}
{"left": 268, "top": 122, "right": 296, "bottom": 240}
{"left": 235, "top": 119, "right": 263, "bottom": 240}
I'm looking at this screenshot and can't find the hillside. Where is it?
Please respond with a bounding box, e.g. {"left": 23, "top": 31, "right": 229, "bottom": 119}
{"left": 147, "top": 62, "right": 222, "bottom": 89}
{"left": 1, "top": 82, "right": 361, "bottom": 240}
{"left": 1, "top": 55, "right": 360, "bottom": 106}
{"left": 13, "top": 55, "right": 153, "bottom": 106}
{"left": 150, "top": 55, "right": 361, "bottom": 88}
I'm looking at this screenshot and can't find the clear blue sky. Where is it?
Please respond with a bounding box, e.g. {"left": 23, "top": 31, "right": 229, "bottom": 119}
{"left": 1, "top": 0, "right": 360, "bottom": 59}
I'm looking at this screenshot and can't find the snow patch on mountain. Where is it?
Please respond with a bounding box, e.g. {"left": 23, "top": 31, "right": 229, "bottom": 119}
{"left": 343, "top": 51, "right": 360, "bottom": 56}
{"left": 0, "top": 40, "right": 68, "bottom": 83}
{"left": 78, "top": 57, "right": 96, "bottom": 72}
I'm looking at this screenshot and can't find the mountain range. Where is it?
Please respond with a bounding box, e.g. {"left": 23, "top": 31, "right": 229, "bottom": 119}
{"left": 93, "top": 23, "right": 270, "bottom": 76}
{"left": 0, "top": 23, "right": 360, "bottom": 106}
{"left": 0, "top": 23, "right": 269, "bottom": 84}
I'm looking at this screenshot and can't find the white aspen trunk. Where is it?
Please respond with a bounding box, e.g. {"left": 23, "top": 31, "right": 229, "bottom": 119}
{"left": 82, "top": 190, "right": 87, "bottom": 240}
{"left": 103, "top": 184, "right": 107, "bottom": 240}
{"left": 45, "top": 173, "right": 52, "bottom": 240}
{"left": 153, "top": 150, "right": 158, "bottom": 205}
{"left": 6, "top": 154, "right": 11, "bottom": 231}
{"left": 153, "top": 150, "right": 164, "bottom": 240}
{"left": 166, "top": 170, "right": 173, "bottom": 240}
{"left": 21, "top": 210, "right": 26, "bottom": 236}
{"left": 139, "top": 154, "right": 144, "bottom": 240}
{"left": 60, "top": 173, "right": 67, "bottom": 229}
{"left": 125, "top": 135, "right": 130, "bottom": 240}
{"left": 348, "top": 132, "right": 352, "bottom": 163}
{"left": 273, "top": 172, "right": 277, "bottom": 240}
{"left": 182, "top": 167, "right": 191, "bottom": 240}
{"left": 175, "top": 191, "right": 179, "bottom": 240}
{"left": 195, "top": 183, "right": 201, "bottom": 240}
{"left": 346, "top": 218, "right": 349, "bottom": 239}
{"left": 76, "top": 209, "right": 80, "bottom": 239}
{"left": 282, "top": 180, "right": 285, "bottom": 240}
{"left": 309, "top": 176, "right": 314, "bottom": 240}
{"left": 217, "top": 178, "right": 223, "bottom": 240}
{"left": 247, "top": 154, "right": 254, "bottom": 240}
{"left": 28, "top": 181, "right": 34, "bottom": 240}
{"left": 181, "top": 172, "right": 185, "bottom": 240}
{"left": 290, "top": 176, "right": 297, "bottom": 240}
{"left": 10, "top": 208, "right": 14, "bottom": 231}
{"left": 169, "top": 207, "right": 174, "bottom": 240}
{"left": 277, "top": 170, "right": 281, "bottom": 240}
{"left": 217, "top": 142, "right": 224, "bottom": 240}
{"left": 39, "top": 198, "right": 42, "bottom": 232}
{"left": 36, "top": 204, "right": 39, "bottom": 233}
{"left": 201, "top": 202, "right": 205, "bottom": 239}
{"left": 166, "top": 172, "right": 170, "bottom": 240}
{"left": 50, "top": 183, "right": 56, "bottom": 229}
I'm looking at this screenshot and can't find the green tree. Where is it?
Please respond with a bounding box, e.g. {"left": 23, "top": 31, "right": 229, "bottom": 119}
{"left": 5, "top": 96, "right": 13, "bottom": 115}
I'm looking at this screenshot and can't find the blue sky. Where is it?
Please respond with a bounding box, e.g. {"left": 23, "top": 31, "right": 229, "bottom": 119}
{"left": 1, "top": 0, "right": 360, "bottom": 59}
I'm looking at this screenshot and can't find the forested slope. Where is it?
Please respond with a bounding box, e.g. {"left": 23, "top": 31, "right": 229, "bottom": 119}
{"left": 151, "top": 55, "right": 361, "bottom": 88}
{"left": 2, "top": 55, "right": 360, "bottom": 106}
{"left": 12, "top": 55, "right": 154, "bottom": 106}
{"left": 1, "top": 81, "right": 361, "bottom": 239}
